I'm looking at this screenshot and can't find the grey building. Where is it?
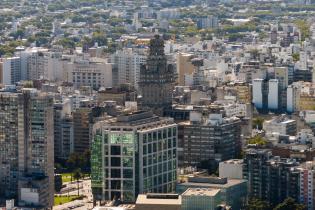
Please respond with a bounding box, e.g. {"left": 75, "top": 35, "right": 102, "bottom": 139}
{"left": 243, "top": 149, "right": 300, "bottom": 206}
{"left": 73, "top": 107, "right": 92, "bottom": 154}
{"left": 177, "top": 176, "right": 247, "bottom": 210}
{"left": 54, "top": 99, "right": 73, "bottom": 160}
{"left": 179, "top": 112, "right": 241, "bottom": 170}
{"left": 91, "top": 111, "right": 178, "bottom": 202}
{"left": 0, "top": 87, "right": 54, "bottom": 209}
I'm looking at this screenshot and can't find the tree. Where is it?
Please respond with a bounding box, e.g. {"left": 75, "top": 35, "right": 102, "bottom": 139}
{"left": 253, "top": 117, "right": 264, "bottom": 130}
{"left": 292, "top": 53, "right": 300, "bottom": 62}
{"left": 66, "top": 150, "right": 91, "bottom": 173}
{"left": 248, "top": 135, "right": 267, "bottom": 146}
{"left": 246, "top": 198, "right": 271, "bottom": 210}
{"left": 294, "top": 19, "right": 310, "bottom": 41}
{"left": 73, "top": 168, "right": 82, "bottom": 196}
{"left": 273, "top": 198, "right": 306, "bottom": 210}
{"left": 56, "top": 37, "right": 75, "bottom": 49}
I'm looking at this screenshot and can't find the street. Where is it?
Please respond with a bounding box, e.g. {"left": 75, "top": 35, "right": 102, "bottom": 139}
{"left": 53, "top": 179, "right": 94, "bottom": 210}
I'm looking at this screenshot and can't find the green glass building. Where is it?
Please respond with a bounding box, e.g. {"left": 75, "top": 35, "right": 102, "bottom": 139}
{"left": 91, "top": 111, "right": 178, "bottom": 202}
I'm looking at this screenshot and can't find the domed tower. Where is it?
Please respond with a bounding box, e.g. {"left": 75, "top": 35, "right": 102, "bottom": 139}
{"left": 139, "top": 35, "right": 175, "bottom": 115}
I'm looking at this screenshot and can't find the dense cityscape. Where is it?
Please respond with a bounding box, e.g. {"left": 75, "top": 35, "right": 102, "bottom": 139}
{"left": 2, "top": 0, "right": 315, "bottom": 209}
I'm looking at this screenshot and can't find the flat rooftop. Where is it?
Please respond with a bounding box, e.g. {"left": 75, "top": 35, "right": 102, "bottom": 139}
{"left": 182, "top": 188, "right": 221, "bottom": 197}
{"left": 178, "top": 178, "right": 247, "bottom": 189}
{"left": 136, "top": 194, "right": 181, "bottom": 205}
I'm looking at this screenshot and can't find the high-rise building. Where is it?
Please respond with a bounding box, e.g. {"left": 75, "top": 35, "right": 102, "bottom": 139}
{"left": 0, "top": 90, "right": 24, "bottom": 199}
{"left": 0, "top": 57, "right": 21, "bottom": 85}
{"left": 275, "top": 67, "right": 288, "bottom": 111}
{"left": 179, "top": 112, "right": 241, "bottom": 170}
{"left": 252, "top": 79, "right": 267, "bottom": 110}
{"left": 0, "top": 87, "right": 54, "bottom": 208}
{"left": 91, "top": 111, "right": 178, "bottom": 202}
{"left": 54, "top": 99, "right": 73, "bottom": 160}
{"left": 268, "top": 79, "right": 279, "bottom": 110}
{"left": 110, "top": 48, "right": 146, "bottom": 89}
{"left": 27, "top": 48, "right": 48, "bottom": 80}
{"left": 196, "top": 16, "right": 218, "bottom": 29}
{"left": 139, "top": 35, "right": 176, "bottom": 114}
{"left": 296, "top": 161, "right": 315, "bottom": 210}
{"left": 287, "top": 82, "right": 301, "bottom": 113}
{"left": 73, "top": 107, "right": 92, "bottom": 154}
{"left": 243, "top": 149, "right": 300, "bottom": 206}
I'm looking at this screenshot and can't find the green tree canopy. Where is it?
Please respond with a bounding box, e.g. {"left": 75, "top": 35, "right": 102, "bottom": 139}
{"left": 248, "top": 135, "right": 267, "bottom": 146}
{"left": 246, "top": 198, "right": 271, "bottom": 210}
{"left": 273, "top": 198, "right": 306, "bottom": 210}
{"left": 253, "top": 117, "right": 264, "bottom": 130}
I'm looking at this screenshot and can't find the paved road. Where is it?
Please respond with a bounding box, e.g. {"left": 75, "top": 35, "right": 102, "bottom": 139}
{"left": 54, "top": 179, "right": 94, "bottom": 210}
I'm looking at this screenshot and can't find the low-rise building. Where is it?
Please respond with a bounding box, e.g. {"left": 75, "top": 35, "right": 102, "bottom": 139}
{"left": 135, "top": 194, "right": 181, "bottom": 210}
{"left": 177, "top": 176, "right": 247, "bottom": 210}
{"left": 263, "top": 115, "right": 297, "bottom": 136}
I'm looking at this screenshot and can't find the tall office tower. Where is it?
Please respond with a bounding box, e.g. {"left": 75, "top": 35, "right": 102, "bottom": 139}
{"left": 0, "top": 87, "right": 54, "bottom": 209}
{"left": 73, "top": 107, "right": 92, "bottom": 154}
{"left": 0, "top": 57, "right": 21, "bottom": 84}
{"left": 243, "top": 149, "right": 300, "bottom": 206}
{"left": 180, "top": 112, "right": 241, "bottom": 170}
{"left": 139, "top": 35, "right": 176, "bottom": 115}
{"left": 19, "top": 89, "right": 54, "bottom": 208}
{"left": 54, "top": 99, "right": 73, "bottom": 160}
{"left": 0, "top": 90, "right": 24, "bottom": 199}
{"left": 91, "top": 111, "right": 177, "bottom": 202}
{"left": 110, "top": 48, "right": 146, "bottom": 89}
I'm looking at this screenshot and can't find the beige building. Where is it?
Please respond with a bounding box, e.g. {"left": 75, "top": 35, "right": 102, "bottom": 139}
{"left": 299, "top": 94, "right": 315, "bottom": 110}
{"left": 135, "top": 194, "right": 181, "bottom": 210}
{"left": 177, "top": 53, "right": 195, "bottom": 86}
{"left": 65, "top": 57, "right": 112, "bottom": 90}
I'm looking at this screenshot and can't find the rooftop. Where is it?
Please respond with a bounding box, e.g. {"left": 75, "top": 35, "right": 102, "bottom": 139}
{"left": 179, "top": 177, "right": 247, "bottom": 189}
{"left": 182, "top": 188, "right": 221, "bottom": 197}
{"left": 221, "top": 159, "right": 244, "bottom": 164}
{"left": 136, "top": 194, "right": 181, "bottom": 205}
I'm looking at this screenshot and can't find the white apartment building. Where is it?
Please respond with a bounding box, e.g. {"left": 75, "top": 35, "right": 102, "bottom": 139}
{"left": 252, "top": 79, "right": 264, "bottom": 109}
{"left": 268, "top": 79, "right": 279, "bottom": 110}
{"left": 110, "top": 49, "right": 146, "bottom": 89}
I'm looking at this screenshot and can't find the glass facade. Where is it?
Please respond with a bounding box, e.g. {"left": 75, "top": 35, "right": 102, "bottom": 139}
{"left": 0, "top": 94, "right": 21, "bottom": 198}
{"left": 91, "top": 131, "right": 103, "bottom": 200}
{"left": 140, "top": 127, "right": 177, "bottom": 194}
{"left": 104, "top": 132, "right": 136, "bottom": 202}
{"left": 91, "top": 114, "right": 177, "bottom": 203}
